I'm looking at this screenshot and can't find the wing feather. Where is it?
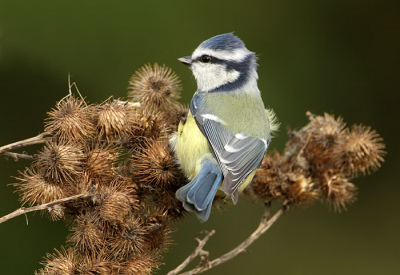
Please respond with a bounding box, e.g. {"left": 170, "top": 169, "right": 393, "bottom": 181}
{"left": 190, "top": 93, "right": 268, "bottom": 198}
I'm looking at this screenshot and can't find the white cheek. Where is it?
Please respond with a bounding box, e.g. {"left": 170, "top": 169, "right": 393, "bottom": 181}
{"left": 192, "top": 63, "right": 240, "bottom": 92}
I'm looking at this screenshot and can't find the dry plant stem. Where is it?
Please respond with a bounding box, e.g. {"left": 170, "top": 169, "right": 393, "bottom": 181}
{"left": 171, "top": 202, "right": 288, "bottom": 275}
{"left": 0, "top": 132, "right": 52, "bottom": 160}
{"left": 167, "top": 230, "right": 216, "bottom": 275}
{"left": 0, "top": 191, "right": 94, "bottom": 225}
{"left": 2, "top": 151, "right": 33, "bottom": 160}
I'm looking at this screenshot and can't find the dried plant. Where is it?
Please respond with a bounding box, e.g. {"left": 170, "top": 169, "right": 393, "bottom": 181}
{"left": 128, "top": 63, "right": 182, "bottom": 113}
{"left": 0, "top": 63, "right": 385, "bottom": 274}
{"left": 244, "top": 112, "right": 385, "bottom": 211}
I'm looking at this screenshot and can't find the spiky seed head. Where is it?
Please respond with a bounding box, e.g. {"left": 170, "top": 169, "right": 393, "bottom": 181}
{"left": 243, "top": 154, "right": 286, "bottom": 203}
{"left": 68, "top": 211, "right": 104, "bottom": 253}
{"left": 120, "top": 255, "right": 160, "bottom": 275}
{"left": 142, "top": 210, "right": 172, "bottom": 253}
{"left": 124, "top": 111, "right": 167, "bottom": 149}
{"left": 84, "top": 144, "right": 119, "bottom": 180}
{"left": 151, "top": 189, "right": 185, "bottom": 219}
{"left": 35, "top": 142, "right": 84, "bottom": 184}
{"left": 323, "top": 174, "right": 357, "bottom": 211}
{"left": 108, "top": 216, "right": 147, "bottom": 258}
{"left": 14, "top": 168, "right": 65, "bottom": 206}
{"left": 63, "top": 172, "right": 95, "bottom": 199}
{"left": 128, "top": 63, "right": 181, "bottom": 113}
{"left": 75, "top": 250, "right": 116, "bottom": 274}
{"left": 160, "top": 102, "right": 189, "bottom": 132}
{"left": 308, "top": 113, "right": 346, "bottom": 148}
{"left": 131, "top": 140, "right": 181, "bottom": 188}
{"left": 338, "top": 125, "right": 386, "bottom": 177}
{"left": 47, "top": 204, "right": 65, "bottom": 221}
{"left": 303, "top": 113, "right": 346, "bottom": 168}
{"left": 39, "top": 247, "right": 76, "bottom": 274}
{"left": 286, "top": 174, "right": 320, "bottom": 206}
{"left": 45, "top": 95, "right": 95, "bottom": 142}
{"left": 95, "top": 99, "right": 136, "bottom": 141}
{"left": 98, "top": 186, "right": 135, "bottom": 224}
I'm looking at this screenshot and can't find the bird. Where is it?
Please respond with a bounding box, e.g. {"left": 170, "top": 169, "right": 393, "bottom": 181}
{"left": 170, "top": 33, "right": 277, "bottom": 222}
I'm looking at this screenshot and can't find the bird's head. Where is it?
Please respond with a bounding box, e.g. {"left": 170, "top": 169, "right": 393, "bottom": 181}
{"left": 178, "top": 33, "right": 258, "bottom": 93}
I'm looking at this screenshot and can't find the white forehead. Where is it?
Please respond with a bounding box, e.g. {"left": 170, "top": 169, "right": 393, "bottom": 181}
{"left": 192, "top": 46, "right": 251, "bottom": 62}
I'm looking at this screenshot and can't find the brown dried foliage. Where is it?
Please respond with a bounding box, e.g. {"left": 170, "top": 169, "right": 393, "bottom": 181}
{"left": 45, "top": 96, "right": 96, "bottom": 143}
{"left": 130, "top": 139, "right": 181, "bottom": 188}
{"left": 10, "top": 64, "right": 385, "bottom": 274}
{"left": 128, "top": 63, "right": 181, "bottom": 113}
{"left": 244, "top": 112, "right": 385, "bottom": 211}
{"left": 13, "top": 64, "right": 189, "bottom": 274}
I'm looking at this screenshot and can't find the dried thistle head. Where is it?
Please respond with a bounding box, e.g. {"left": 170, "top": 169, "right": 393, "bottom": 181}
{"left": 97, "top": 183, "right": 138, "bottom": 224}
{"left": 108, "top": 216, "right": 147, "bottom": 259}
{"left": 322, "top": 173, "right": 357, "bottom": 211}
{"left": 307, "top": 112, "right": 346, "bottom": 149}
{"left": 46, "top": 204, "right": 65, "bottom": 221}
{"left": 75, "top": 250, "right": 115, "bottom": 275}
{"left": 120, "top": 255, "right": 160, "bottom": 275}
{"left": 38, "top": 247, "right": 76, "bottom": 275}
{"left": 151, "top": 189, "right": 185, "bottom": 219}
{"left": 337, "top": 125, "right": 386, "bottom": 177}
{"left": 68, "top": 211, "right": 104, "bottom": 253}
{"left": 160, "top": 102, "right": 189, "bottom": 132}
{"left": 302, "top": 113, "right": 346, "bottom": 169}
{"left": 128, "top": 63, "right": 181, "bottom": 112}
{"left": 130, "top": 139, "right": 182, "bottom": 188}
{"left": 142, "top": 210, "right": 172, "bottom": 254}
{"left": 14, "top": 167, "right": 65, "bottom": 206}
{"left": 95, "top": 99, "right": 138, "bottom": 141}
{"left": 244, "top": 111, "right": 386, "bottom": 212}
{"left": 124, "top": 111, "right": 168, "bottom": 149}
{"left": 286, "top": 174, "right": 320, "bottom": 206}
{"left": 243, "top": 153, "right": 287, "bottom": 203}
{"left": 45, "top": 95, "right": 95, "bottom": 142}
{"left": 84, "top": 143, "right": 120, "bottom": 180}
{"left": 35, "top": 142, "right": 84, "bottom": 184}
{"left": 63, "top": 172, "right": 96, "bottom": 199}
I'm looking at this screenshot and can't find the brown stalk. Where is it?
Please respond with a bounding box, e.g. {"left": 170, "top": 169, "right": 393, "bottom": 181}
{"left": 0, "top": 190, "right": 95, "bottom": 225}
{"left": 168, "top": 201, "right": 288, "bottom": 275}
{"left": 0, "top": 132, "right": 52, "bottom": 160}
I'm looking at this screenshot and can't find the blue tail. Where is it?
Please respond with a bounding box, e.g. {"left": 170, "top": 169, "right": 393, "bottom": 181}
{"left": 176, "top": 157, "right": 223, "bottom": 222}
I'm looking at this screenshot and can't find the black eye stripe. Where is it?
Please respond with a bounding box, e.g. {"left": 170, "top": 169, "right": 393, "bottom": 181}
{"left": 195, "top": 55, "right": 232, "bottom": 65}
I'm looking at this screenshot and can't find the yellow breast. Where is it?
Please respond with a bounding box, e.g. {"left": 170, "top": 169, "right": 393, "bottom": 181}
{"left": 170, "top": 111, "right": 212, "bottom": 180}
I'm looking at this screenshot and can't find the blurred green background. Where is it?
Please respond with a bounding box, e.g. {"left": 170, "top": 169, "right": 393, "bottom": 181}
{"left": 0, "top": 0, "right": 399, "bottom": 274}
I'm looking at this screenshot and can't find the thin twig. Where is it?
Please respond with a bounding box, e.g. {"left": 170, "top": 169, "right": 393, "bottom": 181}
{"left": 0, "top": 132, "right": 52, "bottom": 160}
{"left": 170, "top": 202, "right": 288, "bottom": 275}
{"left": 167, "top": 230, "right": 215, "bottom": 275}
{"left": 2, "top": 151, "right": 34, "bottom": 161}
{"left": 0, "top": 191, "right": 95, "bottom": 225}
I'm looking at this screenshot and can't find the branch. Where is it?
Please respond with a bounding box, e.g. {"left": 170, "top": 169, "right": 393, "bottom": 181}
{"left": 2, "top": 151, "right": 34, "bottom": 161}
{"left": 169, "top": 202, "right": 288, "bottom": 275}
{"left": 167, "top": 230, "right": 215, "bottom": 275}
{"left": 0, "top": 132, "right": 52, "bottom": 160}
{"left": 0, "top": 190, "right": 95, "bottom": 225}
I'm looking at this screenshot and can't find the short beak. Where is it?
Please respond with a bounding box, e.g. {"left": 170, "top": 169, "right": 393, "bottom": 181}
{"left": 178, "top": 56, "right": 192, "bottom": 66}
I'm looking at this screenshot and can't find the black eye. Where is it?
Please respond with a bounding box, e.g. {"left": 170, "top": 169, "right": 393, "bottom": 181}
{"left": 201, "top": 55, "right": 212, "bottom": 63}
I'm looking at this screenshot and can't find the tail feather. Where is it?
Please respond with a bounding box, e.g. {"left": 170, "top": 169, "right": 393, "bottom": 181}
{"left": 176, "top": 157, "right": 223, "bottom": 222}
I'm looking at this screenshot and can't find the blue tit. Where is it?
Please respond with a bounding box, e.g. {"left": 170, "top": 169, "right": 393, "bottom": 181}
{"left": 170, "top": 33, "right": 277, "bottom": 222}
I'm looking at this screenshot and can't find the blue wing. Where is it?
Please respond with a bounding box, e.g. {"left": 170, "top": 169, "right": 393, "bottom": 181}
{"left": 190, "top": 93, "right": 268, "bottom": 203}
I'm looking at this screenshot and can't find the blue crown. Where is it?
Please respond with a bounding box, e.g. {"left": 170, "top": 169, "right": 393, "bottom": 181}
{"left": 199, "top": 33, "right": 245, "bottom": 51}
